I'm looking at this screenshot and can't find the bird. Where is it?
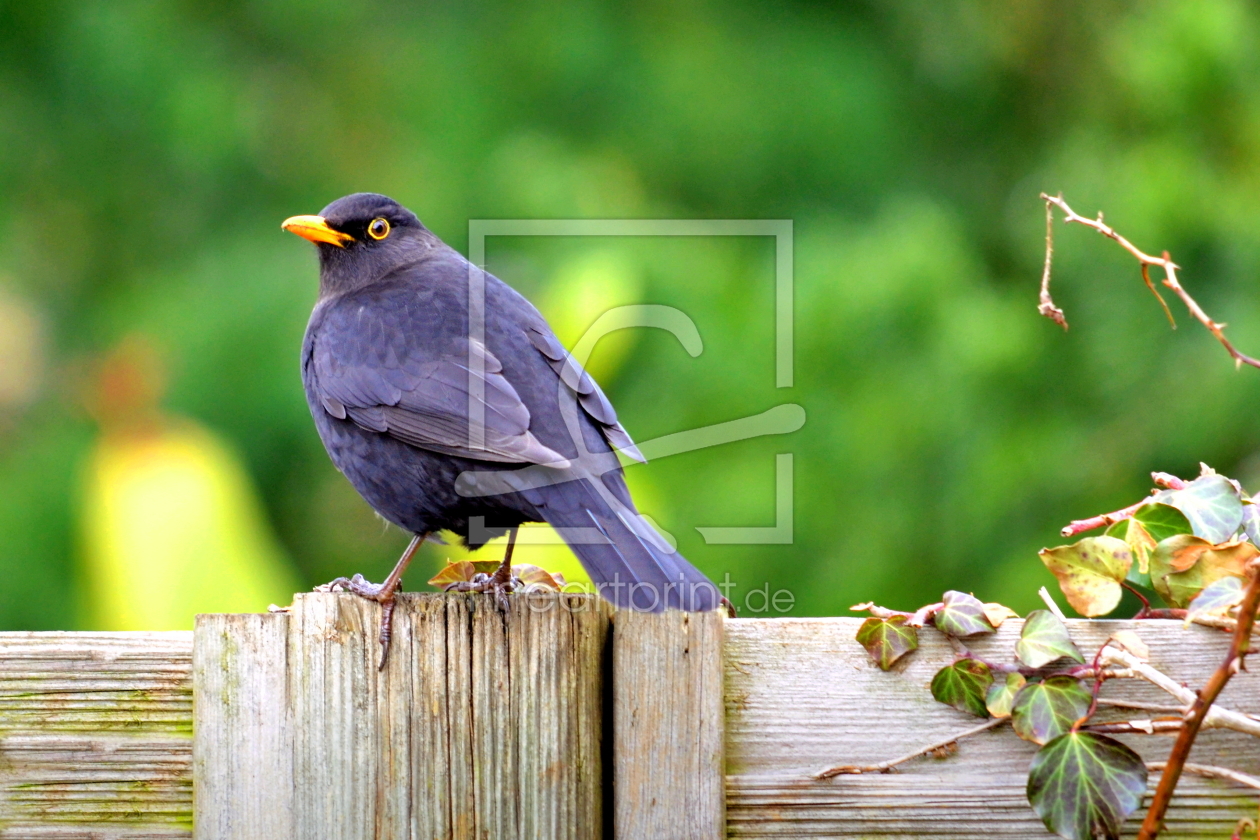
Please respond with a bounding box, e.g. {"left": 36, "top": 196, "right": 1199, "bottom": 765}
{"left": 283, "top": 193, "right": 720, "bottom": 661}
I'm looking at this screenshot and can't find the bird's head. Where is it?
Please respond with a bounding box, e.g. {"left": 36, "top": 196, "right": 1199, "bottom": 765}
{"left": 283, "top": 193, "right": 433, "bottom": 295}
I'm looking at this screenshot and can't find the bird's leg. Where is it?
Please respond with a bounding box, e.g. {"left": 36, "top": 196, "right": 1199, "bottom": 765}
{"left": 443, "top": 526, "right": 520, "bottom": 611}
{"left": 317, "top": 532, "right": 427, "bottom": 669}
{"left": 491, "top": 526, "right": 518, "bottom": 586}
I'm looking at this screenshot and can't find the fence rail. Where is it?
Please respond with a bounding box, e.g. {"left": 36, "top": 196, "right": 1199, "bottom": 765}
{"left": 0, "top": 594, "right": 1255, "bottom": 838}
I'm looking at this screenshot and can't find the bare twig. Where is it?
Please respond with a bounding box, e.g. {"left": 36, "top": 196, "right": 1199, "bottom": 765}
{"left": 1061, "top": 497, "right": 1152, "bottom": 537}
{"left": 1100, "top": 645, "right": 1260, "bottom": 737}
{"left": 1138, "top": 562, "right": 1260, "bottom": 839}
{"left": 1038, "top": 586, "right": 1068, "bottom": 621}
{"left": 1040, "top": 193, "right": 1260, "bottom": 370}
{"left": 1097, "top": 699, "right": 1188, "bottom": 715}
{"left": 1151, "top": 471, "right": 1188, "bottom": 490}
{"left": 1147, "top": 761, "right": 1260, "bottom": 791}
{"left": 1060, "top": 471, "right": 1191, "bottom": 537}
{"left": 814, "top": 717, "right": 1009, "bottom": 779}
{"left": 1082, "top": 719, "right": 1181, "bottom": 735}
{"left": 849, "top": 602, "right": 912, "bottom": 620}
{"left": 1040, "top": 198, "right": 1068, "bottom": 329}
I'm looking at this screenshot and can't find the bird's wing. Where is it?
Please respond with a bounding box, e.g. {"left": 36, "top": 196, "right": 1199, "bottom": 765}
{"left": 310, "top": 316, "right": 570, "bottom": 467}
{"left": 526, "top": 326, "right": 646, "bottom": 464}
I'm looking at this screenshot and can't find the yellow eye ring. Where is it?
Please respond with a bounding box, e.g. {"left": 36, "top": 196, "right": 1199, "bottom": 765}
{"left": 367, "top": 217, "right": 391, "bottom": 240}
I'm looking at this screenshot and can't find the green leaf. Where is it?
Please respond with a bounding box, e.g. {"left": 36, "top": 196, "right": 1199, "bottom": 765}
{"left": 1186, "top": 575, "right": 1246, "bottom": 622}
{"left": 1038, "top": 537, "right": 1132, "bottom": 617}
{"left": 1154, "top": 474, "right": 1244, "bottom": 544}
{"left": 1131, "top": 502, "right": 1194, "bottom": 542}
{"left": 1027, "top": 732, "right": 1147, "bottom": 840}
{"left": 1150, "top": 536, "right": 1259, "bottom": 608}
{"left": 1104, "top": 519, "right": 1154, "bottom": 588}
{"left": 1011, "top": 676, "right": 1092, "bottom": 745}
{"left": 985, "top": 672, "right": 1026, "bottom": 718}
{"left": 1242, "top": 498, "right": 1260, "bottom": 545}
{"left": 1016, "top": 610, "right": 1084, "bottom": 668}
{"left": 933, "top": 590, "right": 996, "bottom": 637}
{"left": 855, "top": 616, "right": 919, "bottom": 670}
{"left": 930, "top": 659, "right": 993, "bottom": 717}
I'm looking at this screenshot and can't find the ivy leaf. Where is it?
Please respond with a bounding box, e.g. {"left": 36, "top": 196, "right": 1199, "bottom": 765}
{"left": 1011, "top": 676, "right": 1092, "bottom": 745}
{"left": 930, "top": 659, "right": 993, "bottom": 717}
{"left": 985, "top": 672, "right": 1026, "bottom": 718}
{"left": 933, "top": 590, "right": 996, "bottom": 637}
{"left": 428, "top": 560, "right": 500, "bottom": 587}
{"left": 1151, "top": 533, "right": 1215, "bottom": 573}
{"left": 1027, "top": 732, "right": 1147, "bottom": 840}
{"left": 1131, "top": 502, "right": 1193, "bottom": 542}
{"left": 1104, "top": 630, "right": 1149, "bottom": 662}
{"left": 1150, "top": 536, "right": 1259, "bottom": 608}
{"left": 429, "top": 561, "right": 566, "bottom": 591}
{"left": 1105, "top": 515, "right": 1163, "bottom": 588}
{"left": 983, "top": 602, "right": 1020, "bottom": 629}
{"left": 1038, "top": 537, "right": 1132, "bottom": 617}
{"left": 1015, "top": 610, "right": 1084, "bottom": 668}
{"left": 1186, "top": 576, "right": 1246, "bottom": 622}
{"left": 856, "top": 616, "right": 919, "bottom": 670}
{"left": 1154, "top": 473, "right": 1245, "bottom": 544}
{"left": 1241, "top": 498, "right": 1260, "bottom": 545}
{"left": 513, "top": 563, "right": 566, "bottom": 590}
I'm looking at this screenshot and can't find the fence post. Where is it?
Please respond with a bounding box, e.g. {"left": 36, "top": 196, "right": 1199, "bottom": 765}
{"left": 194, "top": 591, "right": 610, "bottom": 839}
{"left": 613, "top": 609, "right": 726, "bottom": 840}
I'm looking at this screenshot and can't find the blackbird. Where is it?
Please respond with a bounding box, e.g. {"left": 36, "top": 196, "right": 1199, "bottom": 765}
{"left": 284, "top": 193, "right": 719, "bottom": 659}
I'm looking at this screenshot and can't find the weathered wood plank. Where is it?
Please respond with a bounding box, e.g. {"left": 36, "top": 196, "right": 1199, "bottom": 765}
{"left": 194, "top": 591, "right": 610, "bottom": 839}
{"left": 0, "top": 631, "right": 193, "bottom": 839}
{"left": 725, "top": 617, "right": 1260, "bottom": 838}
{"left": 614, "top": 609, "right": 725, "bottom": 840}
{"left": 193, "top": 613, "right": 291, "bottom": 840}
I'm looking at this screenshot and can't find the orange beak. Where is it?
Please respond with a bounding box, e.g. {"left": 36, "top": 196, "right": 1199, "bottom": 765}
{"left": 281, "top": 215, "right": 354, "bottom": 248}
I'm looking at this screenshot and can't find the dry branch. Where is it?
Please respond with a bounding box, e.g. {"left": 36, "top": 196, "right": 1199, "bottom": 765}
{"left": 1039, "top": 193, "right": 1260, "bottom": 370}
{"left": 814, "top": 717, "right": 1009, "bottom": 779}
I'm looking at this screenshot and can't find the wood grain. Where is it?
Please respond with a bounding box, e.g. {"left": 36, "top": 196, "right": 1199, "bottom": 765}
{"left": 725, "top": 617, "right": 1260, "bottom": 838}
{"left": 194, "top": 613, "right": 291, "bottom": 840}
{"left": 0, "top": 631, "right": 193, "bottom": 839}
{"left": 194, "top": 591, "right": 610, "bottom": 839}
{"left": 614, "top": 608, "right": 725, "bottom": 840}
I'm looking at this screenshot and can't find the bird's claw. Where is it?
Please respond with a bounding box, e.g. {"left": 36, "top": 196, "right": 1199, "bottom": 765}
{"left": 315, "top": 573, "right": 402, "bottom": 601}
{"left": 442, "top": 573, "right": 522, "bottom": 612}
{"left": 315, "top": 573, "right": 403, "bottom": 670}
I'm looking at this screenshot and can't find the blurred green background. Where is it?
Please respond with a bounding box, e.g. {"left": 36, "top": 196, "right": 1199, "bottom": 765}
{"left": 2, "top": 0, "right": 1260, "bottom": 628}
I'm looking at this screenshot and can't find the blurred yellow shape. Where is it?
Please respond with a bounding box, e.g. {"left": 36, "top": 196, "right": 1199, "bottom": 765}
{"left": 80, "top": 420, "right": 300, "bottom": 630}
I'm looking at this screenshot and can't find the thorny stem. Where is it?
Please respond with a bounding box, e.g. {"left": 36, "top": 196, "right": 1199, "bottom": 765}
{"left": 1040, "top": 193, "right": 1260, "bottom": 370}
{"left": 1138, "top": 561, "right": 1260, "bottom": 840}
{"left": 814, "top": 717, "right": 1009, "bottom": 779}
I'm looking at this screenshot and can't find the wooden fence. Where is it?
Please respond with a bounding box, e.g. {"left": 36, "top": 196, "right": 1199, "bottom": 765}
{"left": 0, "top": 592, "right": 1256, "bottom": 838}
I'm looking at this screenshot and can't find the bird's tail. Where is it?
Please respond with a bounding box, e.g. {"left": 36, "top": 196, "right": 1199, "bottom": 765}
{"left": 541, "top": 478, "right": 720, "bottom": 612}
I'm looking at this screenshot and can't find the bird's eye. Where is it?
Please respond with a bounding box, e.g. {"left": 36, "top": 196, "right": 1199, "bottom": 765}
{"left": 367, "top": 218, "right": 391, "bottom": 240}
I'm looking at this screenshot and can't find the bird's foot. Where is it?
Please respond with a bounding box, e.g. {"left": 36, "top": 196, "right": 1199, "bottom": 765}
{"left": 315, "top": 573, "right": 404, "bottom": 670}
{"left": 442, "top": 572, "right": 521, "bottom": 612}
